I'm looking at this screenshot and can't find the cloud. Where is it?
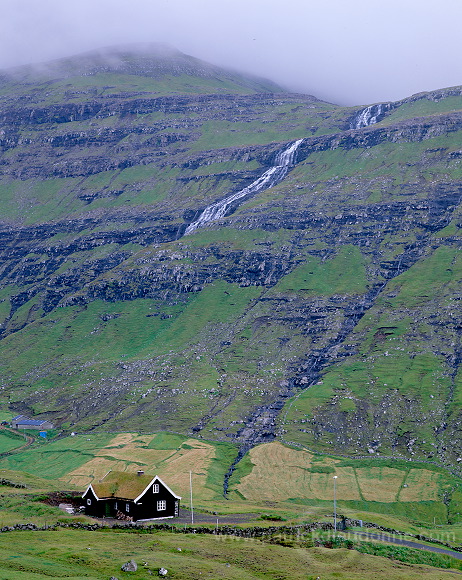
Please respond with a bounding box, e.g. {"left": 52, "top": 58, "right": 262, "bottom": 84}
{"left": 1, "top": 0, "right": 461, "bottom": 105}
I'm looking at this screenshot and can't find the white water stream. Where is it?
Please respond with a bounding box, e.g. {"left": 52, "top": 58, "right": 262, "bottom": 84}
{"left": 351, "top": 104, "right": 386, "bottom": 129}
{"left": 184, "top": 139, "right": 304, "bottom": 235}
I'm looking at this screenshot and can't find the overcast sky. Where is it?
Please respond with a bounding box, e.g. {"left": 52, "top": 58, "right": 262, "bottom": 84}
{"left": 1, "top": 0, "right": 461, "bottom": 106}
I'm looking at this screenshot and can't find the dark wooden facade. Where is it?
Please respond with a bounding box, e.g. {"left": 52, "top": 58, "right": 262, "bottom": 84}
{"left": 82, "top": 472, "right": 181, "bottom": 522}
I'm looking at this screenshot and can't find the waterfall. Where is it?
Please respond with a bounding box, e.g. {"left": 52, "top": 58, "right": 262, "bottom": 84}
{"left": 274, "top": 138, "right": 304, "bottom": 166}
{"left": 351, "top": 103, "right": 385, "bottom": 129}
{"left": 184, "top": 139, "right": 303, "bottom": 235}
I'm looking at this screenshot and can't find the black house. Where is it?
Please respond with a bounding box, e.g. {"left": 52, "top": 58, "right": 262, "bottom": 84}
{"left": 82, "top": 471, "right": 181, "bottom": 521}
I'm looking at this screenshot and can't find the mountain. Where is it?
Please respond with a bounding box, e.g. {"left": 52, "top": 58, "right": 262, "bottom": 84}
{"left": 0, "top": 45, "right": 461, "bottom": 475}
{"left": 0, "top": 43, "right": 286, "bottom": 97}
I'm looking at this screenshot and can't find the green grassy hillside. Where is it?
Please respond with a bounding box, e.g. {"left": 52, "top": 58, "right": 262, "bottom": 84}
{"left": 0, "top": 47, "right": 461, "bottom": 491}
{"left": 2, "top": 527, "right": 462, "bottom": 580}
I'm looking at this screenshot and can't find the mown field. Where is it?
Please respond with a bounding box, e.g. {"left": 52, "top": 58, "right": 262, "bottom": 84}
{"left": 1, "top": 431, "right": 461, "bottom": 532}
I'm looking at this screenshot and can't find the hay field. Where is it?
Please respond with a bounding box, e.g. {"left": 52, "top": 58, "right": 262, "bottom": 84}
{"left": 232, "top": 442, "right": 358, "bottom": 501}
{"left": 0, "top": 430, "right": 451, "bottom": 523}
{"left": 398, "top": 469, "right": 442, "bottom": 502}
{"left": 231, "top": 442, "right": 442, "bottom": 504}
{"left": 62, "top": 433, "right": 219, "bottom": 500}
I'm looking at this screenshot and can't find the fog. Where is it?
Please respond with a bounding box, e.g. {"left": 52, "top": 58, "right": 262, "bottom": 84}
{"left": 2, "top": 0, "right": 461, "bottom": 106}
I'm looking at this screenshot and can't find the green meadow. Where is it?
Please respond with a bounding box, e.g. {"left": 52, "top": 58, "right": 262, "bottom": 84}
{"left": 0, "top": 429, "right": 26, "bottom": 454}
{"left": 2, "top": 527, "right": 462, "bottom": 580}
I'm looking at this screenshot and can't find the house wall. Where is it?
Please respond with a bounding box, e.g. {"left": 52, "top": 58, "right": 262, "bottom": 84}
{"left": 82, "top": 487, "right": 106, "bottom": 518}
{"left": 12, "top": 421, "right": 53, "bottom": 430}
{"left": 82, "top": 479, "right": 180, "bottom": 521}
{"left": 133, "top": 481, "right": 179, "bottom": 520}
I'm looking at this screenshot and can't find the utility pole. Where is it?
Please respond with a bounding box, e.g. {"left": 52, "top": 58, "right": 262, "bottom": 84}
{"left": 189, "top": 470, "right": 194, "bottom": 525}
{"left": 333, "top": 475, "right": 338, "bottom": 533}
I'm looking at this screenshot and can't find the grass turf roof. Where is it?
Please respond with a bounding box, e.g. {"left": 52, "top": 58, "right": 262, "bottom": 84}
{"left": 90, "top": 470, "right": 160, "bottom": 500}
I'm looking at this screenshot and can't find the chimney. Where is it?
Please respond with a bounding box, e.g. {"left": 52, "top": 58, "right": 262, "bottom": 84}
{"left": 137, "top": 470, "right": 144, "bottom": 477}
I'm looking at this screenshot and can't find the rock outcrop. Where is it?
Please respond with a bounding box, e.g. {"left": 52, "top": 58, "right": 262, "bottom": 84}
{"left": 0, "top": 46, "right": 461, "bottom": 472}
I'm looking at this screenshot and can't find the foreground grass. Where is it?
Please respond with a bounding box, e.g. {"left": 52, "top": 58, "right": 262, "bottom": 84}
{"left": 0, "top": 528, "right": 461, "bottom": 580}
{"left": 315, "top": 533, "right": 462, "bottom": 572}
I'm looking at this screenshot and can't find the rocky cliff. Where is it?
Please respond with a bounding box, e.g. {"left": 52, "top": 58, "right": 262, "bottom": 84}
{"left": 0, "top": 46, "right": 461, "bottom": 473}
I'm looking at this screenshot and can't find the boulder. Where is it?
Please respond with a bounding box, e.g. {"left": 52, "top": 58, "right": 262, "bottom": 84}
{"left": 121, "top": 560, "right": 137, "bottom": 572}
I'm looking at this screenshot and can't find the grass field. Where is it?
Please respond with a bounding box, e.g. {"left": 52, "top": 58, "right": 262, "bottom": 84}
{"left": 230, "top": 442, "right": 442, "bottom": 504}
{"left": 279, "top": 241, "right": 462, "bottom": 471}
{"left": 0, "top": 429, "right": 27, "bottom": 454}
{"left": 291, "top": 131, "right": 462, "bottom": 190}
{"left": 267, "top": 244, "right": 368, "bottom": 297}
{"left": 0, "top": 528, "right": 461, "bottom": 580}
{"left": 227, "top": 442, "right": 454, "bottom": 527}
{"left": 0, "top": 432, "right": 237, "bottom": 503}
{"left": 0, "top": 433, "right": 462, "bottom": 577}
{"left": 0, "top": 433, "right": 460, "bottom": 531}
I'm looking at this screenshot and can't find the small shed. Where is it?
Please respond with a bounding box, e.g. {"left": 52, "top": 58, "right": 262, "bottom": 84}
{"left": 82, "top": 471, "right": 181, "bottom": 521}
{"left": 11, "top": 415, "right": 54, "bottom": 430}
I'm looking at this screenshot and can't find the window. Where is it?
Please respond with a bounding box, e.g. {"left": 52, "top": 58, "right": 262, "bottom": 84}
{"left": 153, "top": 484, "right": 159, "bottom": 493}
{"left": 157, "top": 500, "right": 166, "bottom": 511}
{"left": 114, "top": 501, "right": 118, "bottom": 510}
{"left": 86, "top": 498, "right": 92, "bottom": 506}
{"left": 126, "top": 503, "right": 130, "bottom": 512}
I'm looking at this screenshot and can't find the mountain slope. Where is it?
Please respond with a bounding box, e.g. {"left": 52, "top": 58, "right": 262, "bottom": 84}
{"left": 0, "top": 46, "right": 461, "bottom": 475}
{"left": 0, "top": 43, "right": 286, "bottom": 100}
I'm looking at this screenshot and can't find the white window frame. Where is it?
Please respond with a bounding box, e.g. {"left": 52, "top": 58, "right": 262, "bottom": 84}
{"left": 157, "top": 500, "right": 166, "bottom": 511}
{"left": 153, "top": 483, "right": 159, "bottom": 493}
{"left": 86, "top": 498, "right": 91, "bottom": 506}
{"left": 126, "top": 503, "right": 130, "bottom": 512}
